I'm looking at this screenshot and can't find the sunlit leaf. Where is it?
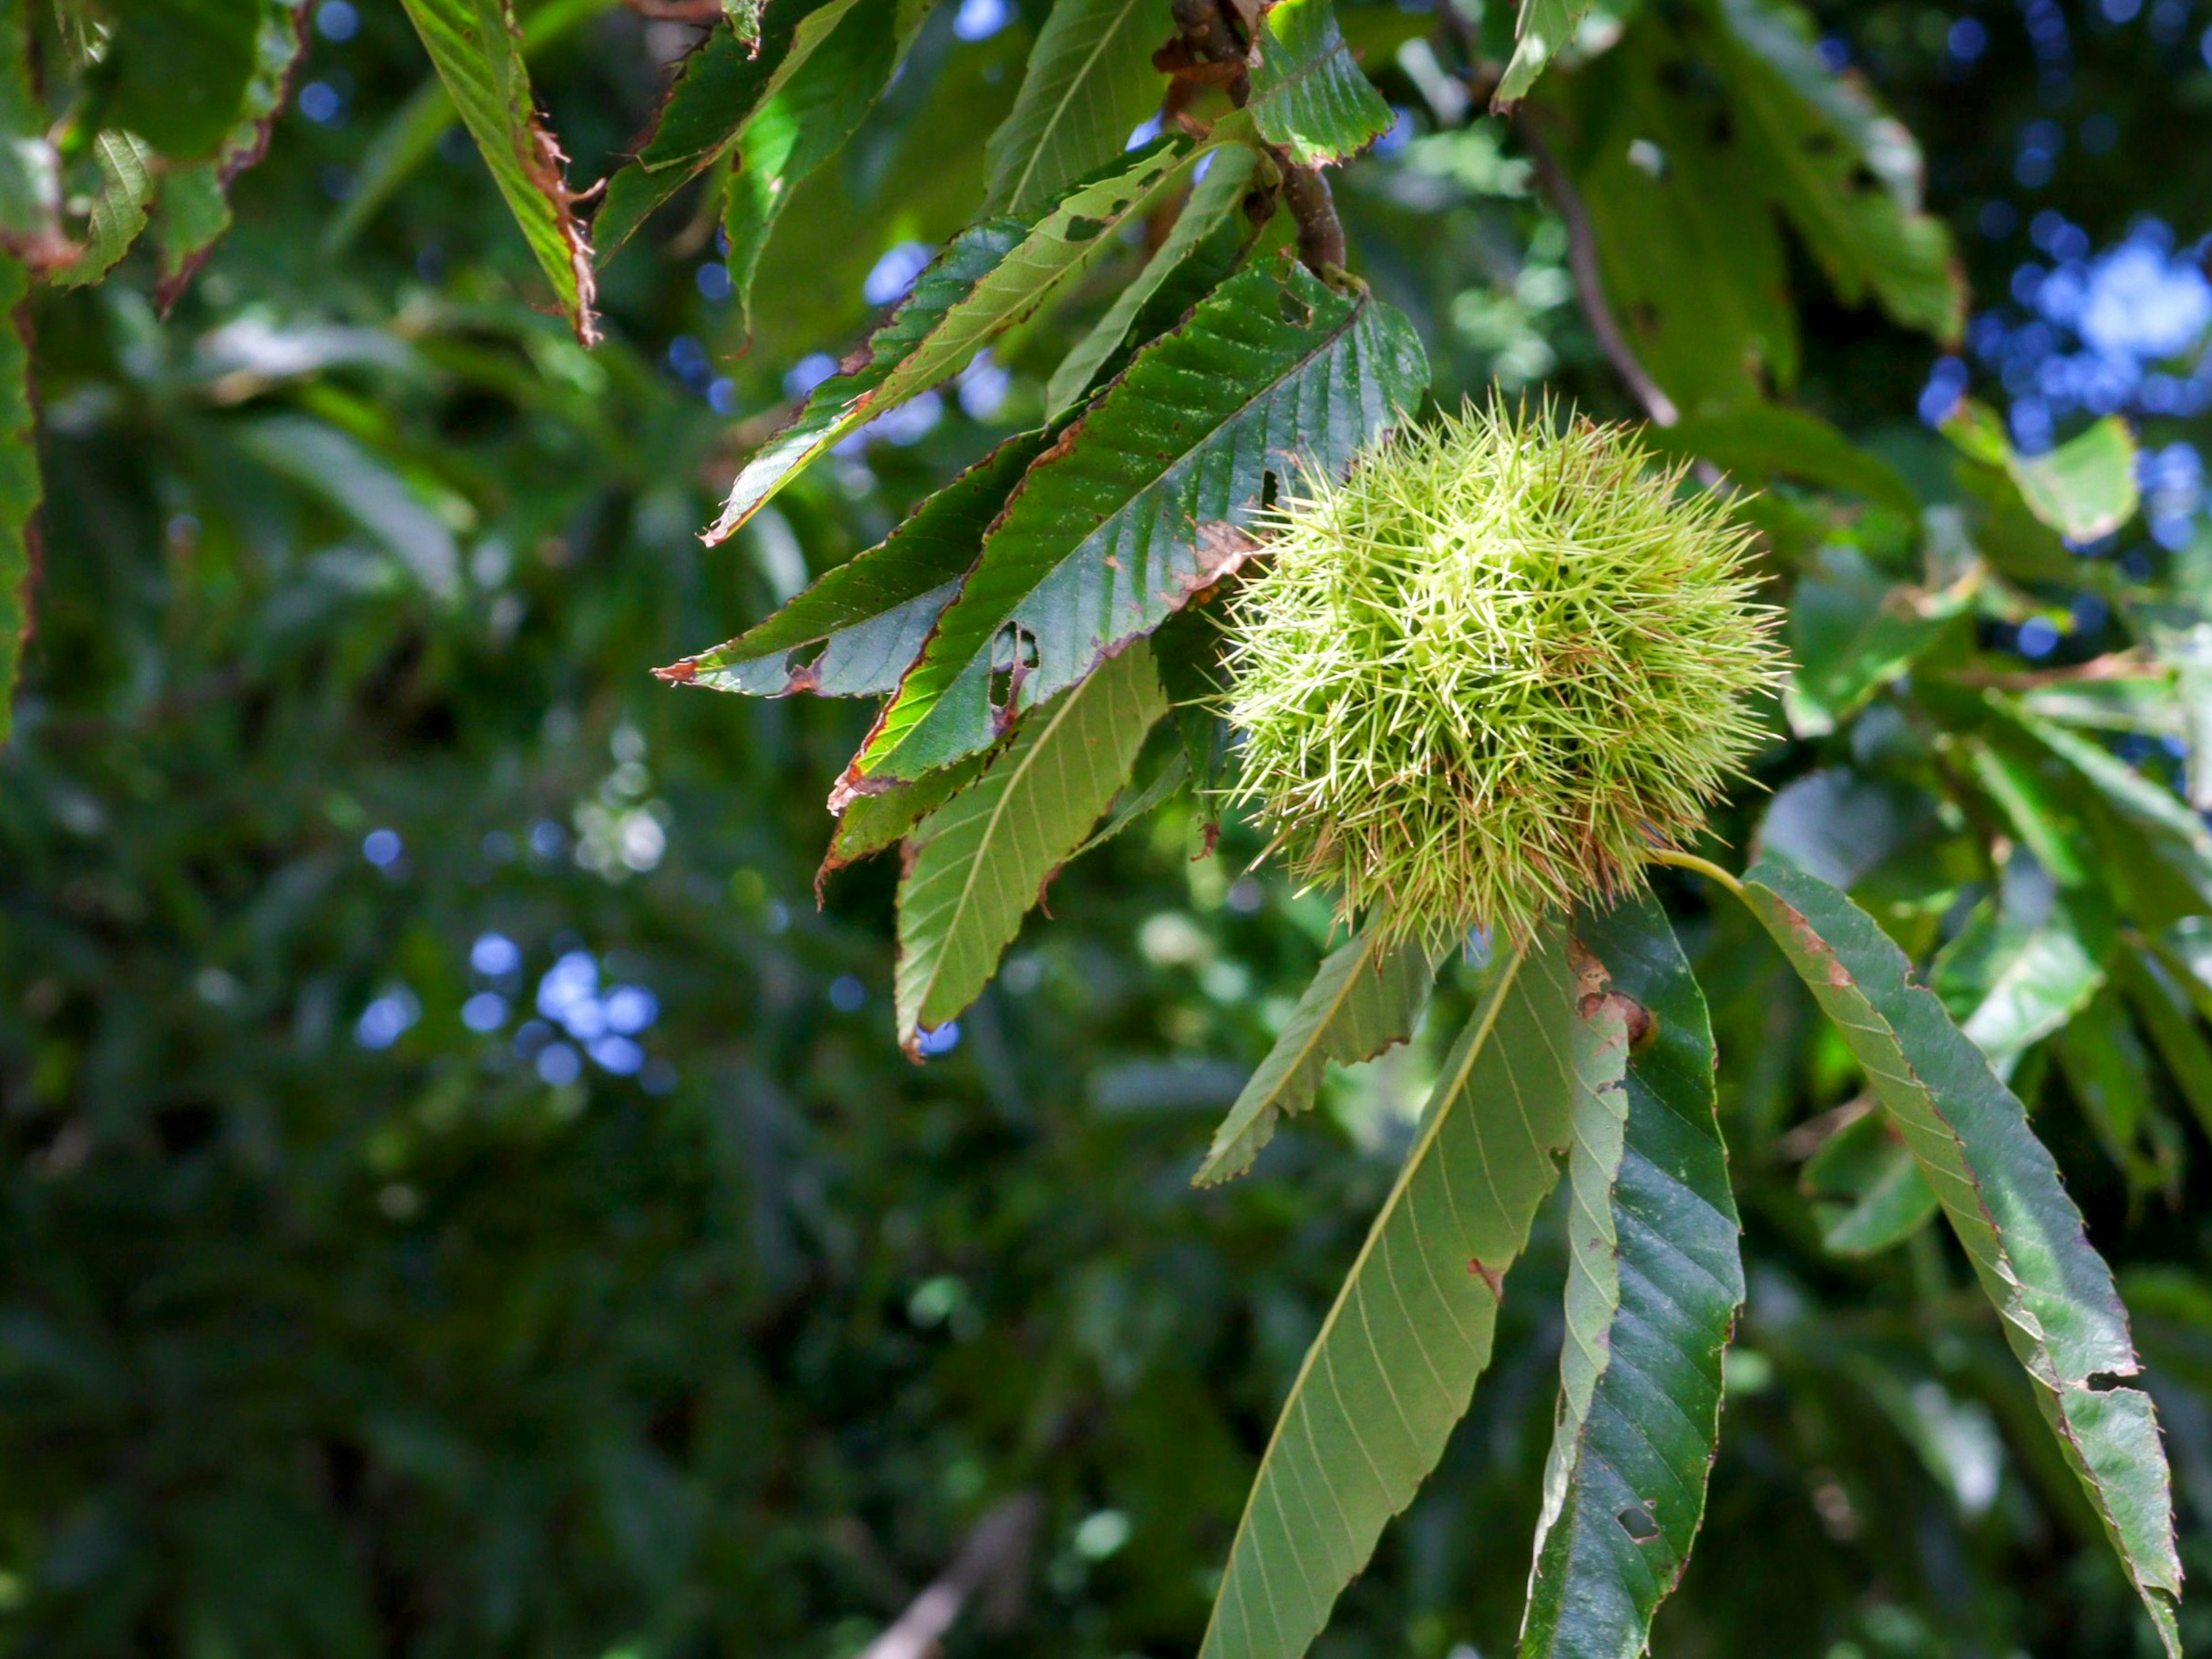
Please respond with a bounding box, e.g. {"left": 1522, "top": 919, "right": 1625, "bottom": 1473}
{"left": 1743, "top": 861, "right": 2183, "bottom": 1655}
{"left": 396, "top": 0, "right": 597, "bottom": 343}
{"left": 983, "top": 0, "right": 1175, "bottom": 216}
{"left": 1246, "top": 0, "right": 1394, "bottom": 166}
{"left": 1198, "top": 925, "right": 1578, "bottom": 1659}
{"left": 1493, "top": 0, "right": 1595, "bottom": 108}
{"left": 843, "top": 254, "right": 1427, "bottom": 787}
{"left": 591, "top": 0, "right": 872, "bottom": 259}
{"left": 668, "top": 430, "right": 1048, "bottom": 697}
{"left": 1520, "top": 894, "right": 1743, "bottom": 1658}
{"left": 1192, "top": 917, "right": 1437, "bottom": 1186}
{"left": 708, "top": 135, "right": 1205, "bottom": 544}
{"left": 1045, "top": 143, "right": 1260, "bottom": 419}
{"left": 894, "top": 642, "right": 1166, "bottom": 1050}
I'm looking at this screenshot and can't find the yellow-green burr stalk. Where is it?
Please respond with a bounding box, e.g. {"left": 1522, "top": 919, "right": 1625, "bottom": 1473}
{"left": 1224, "top": 403, "right": 1786, "bottom": 950}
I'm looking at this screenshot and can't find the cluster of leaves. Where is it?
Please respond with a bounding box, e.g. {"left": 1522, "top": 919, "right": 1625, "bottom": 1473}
{"left": 10, "top": 0, "right": 2212, "bottom": 1656}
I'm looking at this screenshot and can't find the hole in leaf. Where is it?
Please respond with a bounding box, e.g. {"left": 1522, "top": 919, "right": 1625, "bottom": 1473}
{"left": 1065, "top": 216, "right": 1106, "bottom": 242}
{"left": 1278, "top": 287, "right": 1313, "bottom": 328}
{"left": 1260, "top": 469, "right": 1280, "bottom": 513}
{"left": 1847, "top": 162, "right": 1880, "bottom": 194}
{"left": 1616, "top": 1503, "right": 1661, "bottom": 1543}
{"left": 2085, "top": 1372, "right": 2134, "bottom": 1393}
{"left": 987, "top": 624, "right": 1037, "bottom": 715}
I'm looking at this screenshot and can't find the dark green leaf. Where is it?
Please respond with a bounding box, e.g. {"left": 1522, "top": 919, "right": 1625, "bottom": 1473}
{"left": 103, "top": 0, "right": 262, "bottom": 160}
{"left": 1929, "top": 855, "right": 2108, "bottom": 1078}
{"left": 1247, "top": 0, "right": 1394, "bottom": 166}
{"left": 841, "top": 255, "right": 1427, "bottom": 787}
{"left": 1784, "top": 545, "right": 1969, "bottom": 738}
{"left": 1192, "top": 918, "right": 1437, "bottom": 1186}
{"left": 1198, "top": 926, "right": 1578, "bottom": 1659}
{"left": 591, "top": 0, "right": 868, "bottom": 259}
{"left": 724, "top": 0, "right": 909, "bottom": 338}
{"left": 983, "top": 0, "right": 1174, "bottom": 216}
{"left": 0, "top": 252, "right": 36, "bottom": 744}
{"left": 152, "top": 0, "right": 315, "bottom": 310}
{"left": 1709, "top": 0, "right": 1964, "bottom": 344}
{"left": 1801, "top": 1107, "right": 1940, "bottom": 1256}
{"left": 1651, "top": 403, "right": 1922, "bottom": 523}
{"left": 1742, "top": 861, "right": 2182, "bottom": 1654}
{"left": 396, "top": 0, "right": 597, "bottom": 343}
{"left": 669, "top": 430, "right": 1049, "bottom": 697}
{"left": 895, "top": 641, "right": 1165, "bottom": 1049}
{"left": 1521, "top": 894, "right": 1744, "bottom": 1658}
{"left": 708, "top": 136, "right": 1203, "bottom": 544}
{"left": 824, "top": 752, "right": 990, "bottom": 875}
{"left": 2055, "top": 986, "right": 2177, "bottom": 1196}
{"left": 0, "top": 0, "right": 59, "bottom": 264}
{"left": 1044, "top": 143, "right": 1260, "bottom": 419}
{"left": 2115, "top": 942, "right": 2212, "bottom": 1148}
{"left": 324, "top": 0, "right": 613, "bottom": 255}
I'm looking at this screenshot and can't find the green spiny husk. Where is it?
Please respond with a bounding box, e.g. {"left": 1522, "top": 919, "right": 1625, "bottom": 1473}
{"left": 1224, "top": 403, "right": 1785, "bottom": 950}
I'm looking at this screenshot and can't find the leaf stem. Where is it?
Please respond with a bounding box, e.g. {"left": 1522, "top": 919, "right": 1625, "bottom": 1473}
{"left": 1514, "top": 115, "right": 1680, "bottom": 428}
{"left": 1647, "top": 846, "right": 1745, "bottom": 898}
{"left": 1274, "top": 152, "right": 1347, "bottom": 279}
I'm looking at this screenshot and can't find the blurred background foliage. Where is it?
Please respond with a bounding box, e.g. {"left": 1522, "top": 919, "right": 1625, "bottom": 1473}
{"left": 11, "top": 1, "right": 2212, "bottom": 1656}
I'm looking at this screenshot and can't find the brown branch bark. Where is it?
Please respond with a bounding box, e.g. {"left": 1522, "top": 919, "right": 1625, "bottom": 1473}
{"left": 1514, "top": 115, "right": 1679, "bottom": 427}
{"left": 855, "top": 1493, "right": 1043, "bottom": 1659}
{"left": 1275, "top": 154, "right": 1346, "bottom": 278}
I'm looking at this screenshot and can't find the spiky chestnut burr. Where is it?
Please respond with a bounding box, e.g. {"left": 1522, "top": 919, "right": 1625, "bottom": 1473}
{"left": 1223, "top": 404, "right": 1785, "bottom": 950}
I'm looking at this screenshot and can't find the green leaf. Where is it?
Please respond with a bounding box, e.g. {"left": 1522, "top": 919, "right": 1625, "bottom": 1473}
{"left": 323, "top": 0, "right": 613, "bottom": 255}
{"left": 724, "top": 0, "right": 912, "bottom": 338}
{"left": 984, "top": 0, "right": 1174, "bottom": 216}
{"left": 842, "top": 255, "right": 1427, "bottom": 788}
{"left": 1784, "top": 545, "right": 1969, "bottom": 738}
{"left": 590, "top": 0, "right": 869, "bottom": 259}
{"left": 1198, "top": 925, "right": 1578, "bottom": 1659}
{"left": 1247, "top": 0, "right": 1394, "bottom": 166}
{"left": 1192, "top": 918, "right": 1437, "bottom": 1187}
{"left": 1709, "top": 0, "right": 1964, "bottom": 344}
{"left": 2002, "top": 700, "right": 2212, "bottom": 920}
{"left": 48, "top": 132, "right": 154, "bottom": 291}
{"left": 1741, "top": 861, "right": 2182, "bottom": 1654}
{"left": 1044, "top": 143, "right": 1259, "bottom": 419}
{"left": 102, "top": 0, "right": 262, "bottom": 160}
{"left": 668, "top": 430, "right": 1050, "bottom": 697}
{"left": 1651, "top": 403, "right": 1922, "bottom": 524}
{"left": 0, "top": 253, "right": 37, "bottom": 745}
{"left": 894, "top": 642, "right": 1166, "bottom": 1050}
{"left": 1930, "top": 855, "right": 2108, "bottom": 1079}
{"left": 1521, "top": 894, "right": 1744, "bottom": 1659}
{"left": 2055, "top": 986, "right": 2177, "bottom": 1196}
{"left": 396, "top": 0, "right": 597, "bottom": 343}
{"left": 1553, "top": 14, "right": 1794, "bottom": 414}
{"left": 1801, "top": 1107, "right": 1940, "bottom": 1256}
{"left": 707, "top": 136, "right": 1203, "bottom": 544}
{"left": 2011, "top": 415, "right": 2141, "bottom": 544}
{"left": 0, "top": 0, "right": 60, "bottom": 265}
{"left": 1494, "top": 0, "right": 1595, "bottom": 108}
{"left": 151, "top": 0, "right": 313, "bottom": 310}
{"left": 825, "top": 752, "right": 990, "bottom": 876}
{"left": 2115, "top": 942, "right": 2212, "bottom": 1149}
